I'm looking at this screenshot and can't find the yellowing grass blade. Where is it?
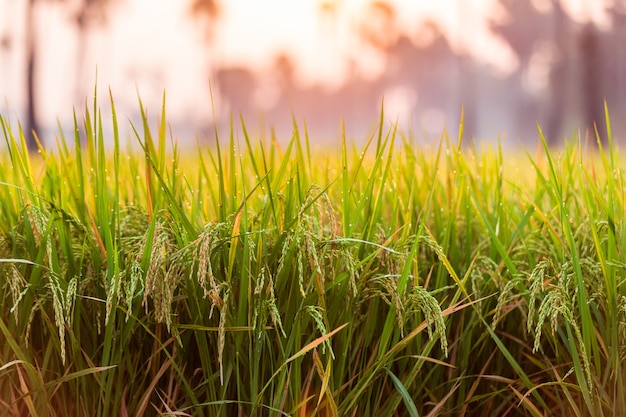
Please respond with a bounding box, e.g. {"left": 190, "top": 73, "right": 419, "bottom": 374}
{"left": 285, "top": 323, "right": 348, "bottom": 365}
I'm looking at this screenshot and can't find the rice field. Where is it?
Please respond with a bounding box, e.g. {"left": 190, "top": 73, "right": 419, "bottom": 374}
{"left": 0, "top": 95, "right": 625, "bottom": 416}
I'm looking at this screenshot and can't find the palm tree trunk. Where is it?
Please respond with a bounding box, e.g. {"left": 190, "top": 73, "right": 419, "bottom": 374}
{"left": 546, "top": 0, "right": 567, "bottom": 145}
{"left": 25, "top": 0, "right": 39, "bottom": 151}
{"left": 580, "top": 24, "right": 604, "bottom": 145}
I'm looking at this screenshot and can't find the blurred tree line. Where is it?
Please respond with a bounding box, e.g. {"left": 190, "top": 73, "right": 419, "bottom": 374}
{"left": 2, "top": 0, "right": 624, "bottom": 149}
{"left": 2, "top": 0, "right": 218, "bottom": 150}
{"left": 491, "top": 0, "right": 625, "bottom": 144}
{"left": 207, "top": 0, "right": 626, "bottom": 145}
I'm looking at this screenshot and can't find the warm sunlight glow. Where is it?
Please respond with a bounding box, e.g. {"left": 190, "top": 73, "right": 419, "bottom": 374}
{"left": 0, "top": 0, "right": 621, "bottom": 144}
{"left": 216, "top": 0, "right": 519, "bottom": 86}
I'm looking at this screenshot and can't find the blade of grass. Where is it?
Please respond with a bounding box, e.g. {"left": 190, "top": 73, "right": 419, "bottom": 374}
{"left": 385, "top": 367, "right": 419, "bottom": 417}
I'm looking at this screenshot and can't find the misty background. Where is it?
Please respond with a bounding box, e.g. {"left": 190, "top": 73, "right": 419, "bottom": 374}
{"left": 1, "top": 0, "right": 625, "bottom": 148}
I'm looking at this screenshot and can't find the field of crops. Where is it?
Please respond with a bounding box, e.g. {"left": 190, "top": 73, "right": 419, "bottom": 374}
{"left": 0, "top": 97, "right": 625, "bottom": 416}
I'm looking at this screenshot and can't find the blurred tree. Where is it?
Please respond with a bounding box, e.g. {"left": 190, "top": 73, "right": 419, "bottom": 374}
{"left": 492, "top": 0, "right": 553, "bottom": 65}
{"left": 579, "top": 23, "right": 604, "bottom": 143}
{"left": 317, "top": 0, "right": 339, "bottom": 65}
{"left": 491, "top": 0, "right": 571, "bottom": 144}
{"left": 384, "top": 23, "right": 459, "bottom": 123}
{"left": 189, "top": 0, "right": 220, "bottom": 40}
{"left": 25, "top": 0, "right": 38, "bottom": 150}
{"left": 188, "top": 0, "right": 221, "bottom": 135}
{"left": 493, "top": 0, "right": 618, "bottom": 145}
{"left": 455, "top": 1, "right": 477, "bottom": 142}
{"left": 22, "top": 0, "right": 119, "bottom": 150}
{"left": 546, "top": 1, "right": 570, "bottom": 145}
{"left": 355, "top": 1, "right": 478, "bottom": 140}
{"left": 0, "top": 32, "right": 9, "bottom": 83}
{"left": 358, "top": 1, "right": 398, "bottom": 50}
{"left": 71, "top": 0, "right": 120, "bottom": 101}
{"left": 189, "top": 0, "right": 221, "bottom": 74}
{"left": 606, "top": 3, "right": 626, "bottom": 122}
{"left": 0, "top": 33, "right": 9, "bottom": 51}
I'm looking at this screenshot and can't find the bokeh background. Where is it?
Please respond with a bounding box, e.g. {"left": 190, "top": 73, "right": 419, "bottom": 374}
{"left": 1, "top": 0, "right": 625, "bottom": 147}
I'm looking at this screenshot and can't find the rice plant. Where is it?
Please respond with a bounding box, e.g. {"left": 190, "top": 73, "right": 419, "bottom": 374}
{"left": 0, "top": 94, "right": 624, "bottom": 416}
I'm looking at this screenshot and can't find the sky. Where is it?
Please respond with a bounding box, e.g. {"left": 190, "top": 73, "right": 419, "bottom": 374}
{"left": 0, "top": 0, "right": 616, "bottom": 142}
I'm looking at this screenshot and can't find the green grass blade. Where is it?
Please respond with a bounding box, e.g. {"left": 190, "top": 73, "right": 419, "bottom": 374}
{"left": 385, "top": 367, "right": 419, "bottom": 417}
